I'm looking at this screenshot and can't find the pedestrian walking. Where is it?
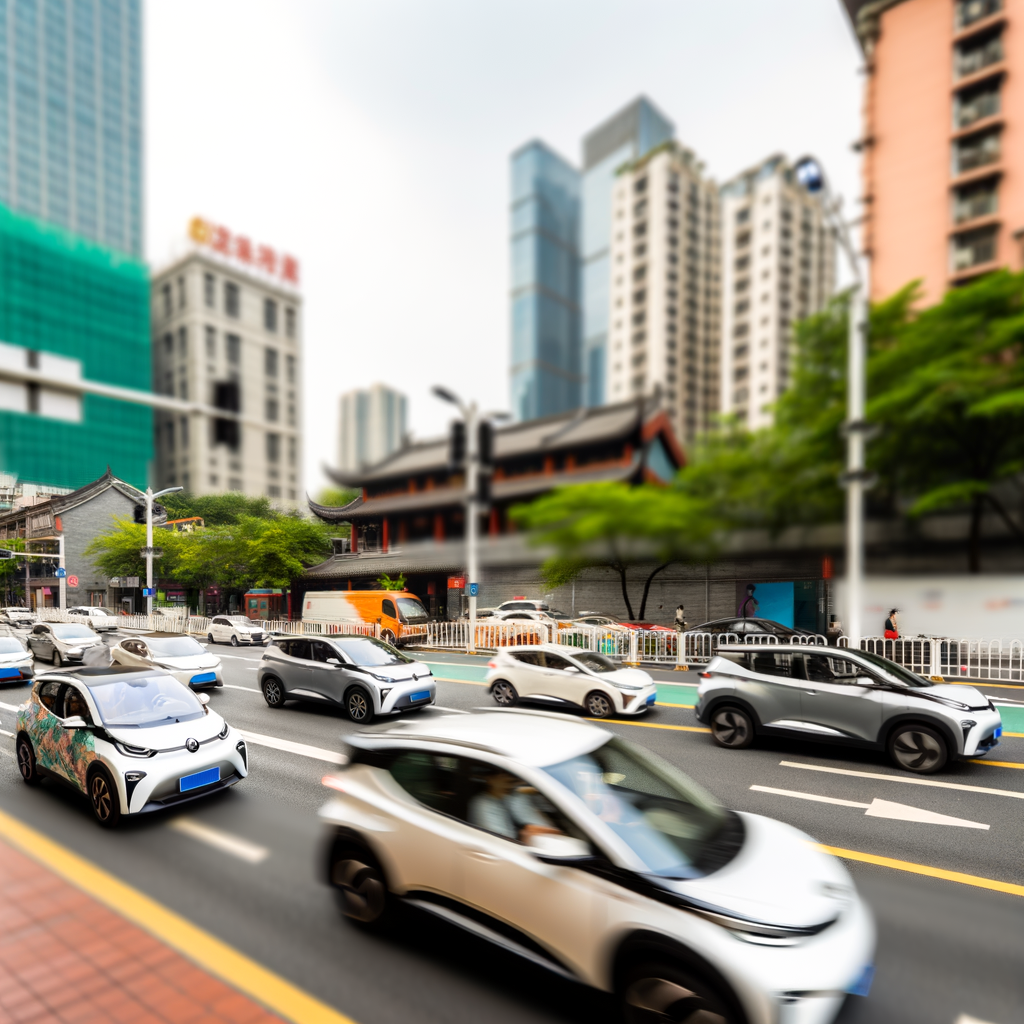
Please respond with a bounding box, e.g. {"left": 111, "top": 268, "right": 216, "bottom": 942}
{"left": 884, "top": 608, "right": 899, "bottom": 639}
{"left": 674, "top": 604, "right": 687, "bottom": 632}
{"left": 738, "top": 584, "right": 759, "bottom": 619}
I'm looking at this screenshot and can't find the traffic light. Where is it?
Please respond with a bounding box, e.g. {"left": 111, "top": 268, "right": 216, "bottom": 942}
{"left": 448, "top": 420, "right": 466, "bottom": 469}
{"left": 133, "top": 504, "right": 146, "bottom": 524}
{"left": 478, "top": 420, "right": 494, "bottom": 467}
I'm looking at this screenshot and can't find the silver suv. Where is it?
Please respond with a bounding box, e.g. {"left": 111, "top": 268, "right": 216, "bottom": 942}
{"left": 696, "top": 645, "right": 1002, "bottom": 774}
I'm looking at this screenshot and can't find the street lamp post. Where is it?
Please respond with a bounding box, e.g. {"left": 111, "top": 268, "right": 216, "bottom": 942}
{"left": 145, "top": 486, "right": 182, "bottom": 616}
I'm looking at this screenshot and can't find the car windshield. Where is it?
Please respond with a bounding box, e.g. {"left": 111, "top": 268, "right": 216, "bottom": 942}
{"left": 0, "top": 638, "right": 25, "bottom": 654}
{"left": 228, "top": 616, "right": 253, "bottom": 626}
{"left": 544, "top": 738, "right": 734, "bottom": 879}
{"left": 396, "top": 598, "right": 429, "bottom": 623}
{"left": 92, "top": 607, "right": 116, "bottom": 616}
{"left": 146, "top": 636, "right": 206, "bottom": 657}
{"left": 852, "top": 648, "right": 932, "bottom": 688}
{"left": 51, "top": 624, "right": 96, "bottom": 639}
{"left": 573, "top": 652, "right": 618, "bottom": 673}
{"left": 334, "top": 636, "right": 413, "bottom": 666}
{"left": 87, "top": 674, "right": 204, "bottom": 727}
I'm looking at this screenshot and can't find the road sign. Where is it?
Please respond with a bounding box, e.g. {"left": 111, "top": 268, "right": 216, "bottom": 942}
{"left": 468, "top": 583, "right": 479, "bottom": 597}
{"left": 55, "top": 567, "right": 67, "bottom": 578}
{"left": 110, "top": 576, "right": 140, "bottom": 588}
{"left": 68, "top": 575, "right": 79, "bottom": 588}
{"left": 142, "top": 587, "right": 156, "bottom": 597}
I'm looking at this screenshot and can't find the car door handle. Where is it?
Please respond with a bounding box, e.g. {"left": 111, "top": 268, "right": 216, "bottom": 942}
{"left": 804, "top": 690, "right": 818, "bottom": 695}
{"left": 468, "top": 850, "right": 498, "bottom": 862}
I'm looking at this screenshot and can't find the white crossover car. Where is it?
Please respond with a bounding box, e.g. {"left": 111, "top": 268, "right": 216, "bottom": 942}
{"left": 486, "top": 644, "right": 656, "bottom": 718}
{"left": 15, "top": 666, "right": 247, "bottom": 827}
{"left": 26, "top": 622, "right": 107, "bottom": 666}
{"left": 319, "top": 710, "right": 875, "bottom": 1024}
{"left": 0, "top": 635, "right": 34, "bottom": 683}
{"left": 2, "top": 607, "right": 37, "bottom": 628}
{"left": 207, "top": 614, "right": 268, "bottom": 647}
{"left": 110, "top": 633, "right": 223, "bottom": 688}
{"left": 68, "top": 606, "right": 120, "bottom": 632}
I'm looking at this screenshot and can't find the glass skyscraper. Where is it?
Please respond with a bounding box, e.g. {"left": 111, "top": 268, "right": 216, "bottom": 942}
{"left": 0, "top": 0, "right": 143, "bottom": 258}
{"left": 509, "top": 140, "right": 581, "bottom": 422}
{"left": 580, "top": 98, "right": 673, "bottom": 407}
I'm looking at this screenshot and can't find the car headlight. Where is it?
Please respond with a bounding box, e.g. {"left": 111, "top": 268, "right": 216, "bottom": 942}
{"left": 218, "top": 720, "right": 230, "bottom": 739}
{"left": 380, "top": 688, "right": 393, "bottom": 700}
{"left": 613, "top": 681, "right": 643, "bottom": 691}
{"left": 370, "top": 672, "right": 392, "bottom": 683}
{"left": 114, "top": 740, "right": 156, "bottom": 758}
{"left": 67, "top": 647, "right": 83, "bottom": 655}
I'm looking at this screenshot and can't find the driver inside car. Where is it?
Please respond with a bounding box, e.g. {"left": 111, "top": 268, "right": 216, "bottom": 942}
{"left": 468, "top": 770, "right": 563, "bottom": 843}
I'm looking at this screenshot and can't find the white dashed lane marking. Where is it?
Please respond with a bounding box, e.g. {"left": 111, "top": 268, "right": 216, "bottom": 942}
{"left": 169, "top": 817, "right": 269, "bottom": 863}
{"left": 238, "top": 729, "right": 345, "bottom": 765}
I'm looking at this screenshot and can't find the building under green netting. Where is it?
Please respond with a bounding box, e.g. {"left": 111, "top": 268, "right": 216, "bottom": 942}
{"left": 0, "top": 203, "right": 152, "bottom": 491}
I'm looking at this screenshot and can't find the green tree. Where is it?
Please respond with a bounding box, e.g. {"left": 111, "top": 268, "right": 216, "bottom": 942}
{"left": 376, "top": 572, "right": 407, "bottom": 591}
{"left": 0, "top": 538, "right": 26, "bottom": 605}
{"left": 160, "top": 491, "right": 278, "bottom": 526}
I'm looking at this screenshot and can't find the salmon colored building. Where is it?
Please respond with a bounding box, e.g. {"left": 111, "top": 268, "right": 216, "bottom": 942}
{"left": 844, "top": 0, "right": 1024, "bottom": 304}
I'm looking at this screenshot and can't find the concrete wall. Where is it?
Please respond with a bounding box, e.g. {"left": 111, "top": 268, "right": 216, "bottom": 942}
{"left": 60, "top": 487, "right": 140, "bottom": 606}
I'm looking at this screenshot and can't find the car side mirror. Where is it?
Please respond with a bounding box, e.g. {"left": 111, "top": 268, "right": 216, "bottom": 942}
{"left": 564, "top": 666, "right": 580, "bottom": 673}
{"left": 528, "top": 833, "right": 594, "bottom": 864}
{"left": 326, "top": 658, "right": 341, "bottom": 666}
{"left": 62, "top": 716, "right": 88, "bottom": 729}
{"left": 196, "top": 692, "right": 210, "bottom": 705}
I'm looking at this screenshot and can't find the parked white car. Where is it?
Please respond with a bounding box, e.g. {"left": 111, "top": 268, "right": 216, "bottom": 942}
{"left": 26, "top": 622, "right": 107, "bottom": 667}
{"left": 206, "top": 615, "right": 268, "bottom": 646}
{"left": 110, "top": 633, "right": 223, "bottom": 689}
{"left": 68, "top": 606, "right": 119, "bottom": 632}
{"left": 319, "top": 710, "right": 875, "bottom": 1024}
{"left": 486, "top": 643, "right": 656, "bottom": 718}
{"left": 0, "top": 635, "right": 34, "bottom": 683}
{"left": 2, "top": 607, "right": 37, "bottom": 628}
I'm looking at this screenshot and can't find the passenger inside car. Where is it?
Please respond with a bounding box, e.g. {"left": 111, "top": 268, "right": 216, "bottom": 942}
{"left": 467, "top": 769, "right": 562, "bottom": 842}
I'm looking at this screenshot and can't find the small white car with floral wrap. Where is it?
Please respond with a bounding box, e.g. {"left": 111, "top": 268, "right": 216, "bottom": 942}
{"left": 15, "top": 666, "right": 247, "bottom": 826}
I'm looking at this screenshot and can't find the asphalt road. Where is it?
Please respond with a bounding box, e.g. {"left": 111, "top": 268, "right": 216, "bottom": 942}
{"left": 0, "top": 634, "right": 1021, "bottom": 1024}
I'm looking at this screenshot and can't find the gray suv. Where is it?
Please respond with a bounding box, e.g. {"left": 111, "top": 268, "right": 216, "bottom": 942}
{"left": 695, "top": 645, "right": 1002, "bottom": 774}
{"left": 257, "top": 635, "right": 436, "bottom": 722}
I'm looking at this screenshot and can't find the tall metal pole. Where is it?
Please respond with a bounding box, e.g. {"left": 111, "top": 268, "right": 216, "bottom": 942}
{"left": 58, "top": 534, "right": 66, "bottom": 612}
{"left": 845, "top": 277, "right": 867, "bottom": 648}
{"left": 145, "top": 487, "right": 154, "bottom": 617}
{"left": 466, "top": 401, "right": 479, "bottom": 655}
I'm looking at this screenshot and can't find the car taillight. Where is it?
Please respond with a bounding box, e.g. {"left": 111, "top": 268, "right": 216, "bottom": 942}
{"left": 322, "top": 775, "right": 345, "bottom": 793}
{"left": 487, "top": 660, "right": 497, "bottom": 668}
{"left": 699, "top": 672, "right": 712, "bottom": 679}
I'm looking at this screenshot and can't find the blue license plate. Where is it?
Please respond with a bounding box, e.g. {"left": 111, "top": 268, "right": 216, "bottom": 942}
{"left": 410, "top": 690, "right": 431, "bottom": 702}
{"left": 179, "top": 766, "right": 220, "bottom": 793}
{"left": 646, "top": 693, "right": 656, "bottom": 705}
{"left": 847, "top": 964, "right": 874, "bottom": 997}
{"left": 0, "top": 667, "right": 21, "bottom": 679}
{"left": 995, "top": 726, "right": 1003, "bottom": 738}
{"left": 191, "top": 672, "right": 217, "bottom": 684}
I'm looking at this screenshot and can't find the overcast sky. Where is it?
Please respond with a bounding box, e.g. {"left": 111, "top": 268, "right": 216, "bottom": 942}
{"left": 146, "top": 0, "right": 863, "bottom": 497}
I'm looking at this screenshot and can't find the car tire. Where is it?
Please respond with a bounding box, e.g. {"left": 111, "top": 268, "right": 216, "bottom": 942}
{"left": 491, "top": 680, "right": 518, "bottom": 707}
{"left": 380, "top": 629, "right": 397, "bottom": 646}
{"left": 52, "top": 649, "right": 62, "bottom": 667}
{"left": 230, "top": 635, "right": 239, "bottom": 647}
{"left": 620, "top": 960, "right": 742, "bottom": 1024}
{"left": 888, "top": 723, "right": 948, "bottom": 774}
{"left": 329, "top": 843, "right": 395, "bottom": 931}
{"left": 345, "top": 686, "right": 373, "bottom": 723}
{"left": 207, "top": 633, "right": 215, "bottom": 644}
{"left": 585, "top": 691, "right": 614, "bottom": 719}
{"left": 88, "top": 766, "right": 122, "bottom": 828}
{"left": 710, "top": 706, "right": 754, "bottom": 749}
{"left": 262, "top": 676, "right": 285, "bottom": 709}
{"left": 16, "top": 735, "right": 40, "bottom": 786}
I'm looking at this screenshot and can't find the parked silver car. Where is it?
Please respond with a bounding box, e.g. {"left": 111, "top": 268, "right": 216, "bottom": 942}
{"left": 257, "top": 635, "right": 435, "bottom": 721}
{"left": 696, "top": 645, "right": 1002, "bottom": 774}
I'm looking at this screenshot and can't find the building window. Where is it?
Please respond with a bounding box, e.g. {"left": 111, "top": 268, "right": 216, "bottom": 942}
{"left": 265, "top": 398, "right": 279, "bottom": 422}
{"left": 204, "top": 273, "right": 216, "bottom": 308}
{"left": 166, "top": 420, "right": 175, "bottom": 451}
{"left": 267, "top": 485, "right": 282, "bottom": 498}
{"left": 264, "top": 298, "right": 278, "bottom": 332}
{"left": 955, "top": 0, "right": 1002, "bottom": 31}
{"left": 955, "top": 31, "right": 1003, "bottom": 79}
{"left": 951, "top": 225, "right": 998, "bottom": 271}
{"left": 953, "top": 179, "right": 998, "bottom": 223}
{"left": 954, "top": 129, "right": 1001, "bottom": 174}
{"left": 162, "top": 284, "right": 172, "bottom": 318}
{"left": 205, "top": 326, "right": 216, "bottom": 357}
{"left": 177, "top": 276, "right": 186, "bottom": 309}
{"left": 285, "top": 354, "right": 296, "bottom": 384}
{"left": 954, "top": 81, "right": 1001, "bottom": 130}
{"left": 178, "top": 327, "right": 187, "bottom": 356}
{"left": 266, "top": 433, "right": 281, "bottom": 462}
{"left": 288, "top": 437, "right": 297, "bottom": 466}
{"left": 264, "top": 348, "right": 279, "bottom": 377}
{"left": 287, "top": 404, "right": 296, "bottom": 426}
{"left": 180, "top": 417, "right": 190, "bottom": 448}
{"left": 225, "top": 282, "right": 240, "bottom": 317}
{"left": 163, "top": 333, "right": 172, "bottom": 355}
{"left": 228, "top": 478, "right": 243, "bottom": 491}
{"left": 285, "top": 307, "right": 296, "bottom": 338}
{"left": 226, "top": 334, "right": 241, "bottom": 364}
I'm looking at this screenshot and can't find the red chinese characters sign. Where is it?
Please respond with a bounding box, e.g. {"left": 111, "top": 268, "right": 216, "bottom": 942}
{"left": 189, "top": 217, "right": 300, "bottom": 287}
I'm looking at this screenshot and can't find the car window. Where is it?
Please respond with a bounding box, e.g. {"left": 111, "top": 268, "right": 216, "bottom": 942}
{"left": 574, "top": 652, "right": 618, "bottom": 673}
{"left": 333, "top": 637, "right": 412, "bottom": 666}
{"left": 396, "top": 597, "right": 429, "bottom": 623}
{"left": 214, "top": 617, "right": 227, "bottom": 625}
{"left": 33, "top": 625, "right": 48, "bottom": 635}
{"left": 148, "top": 637, "right": 206, "bottom": 657}
{"left": 0, "top": 638, "right": 24, "bottom": 654}
{"left": 803, "top": 654, "right": 837, "bottom": 684}
{"left": 311, "top": 640, "right": 335, "bottom": 663}
{"left": 87, "top": 674, "right": 204, "bottom": 727}
{"left": 39, "top": 680, "right": 63, "bottom": 715}
{"left": 542, "top": 652, "right": 574, "bottom": 671}
{"left": 381, "top": 599, "right": 397, "bottom": 619}
{"left": 511, "top": 650, "right": 543, "bottom": 666}
{"left": 388, "top": 750, "right": 461, "bottom": 817}
{"left": 63, "top": 686, "right": 92, "bottom": 723}
{"left": 287, "top": 639, "right": 311, "bottom": 660}
{"left": 749, "top": 651, "right": 794, "bottom": 678}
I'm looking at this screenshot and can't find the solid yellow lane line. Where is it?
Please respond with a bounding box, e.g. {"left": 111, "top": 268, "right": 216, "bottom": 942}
{"left": 432, "top": 676, "right": 487, "bottom": 687}
{"left": 1003, "top": 732, "right": 1024, "bottom": 738}
{"left": 0, "top": 809, "right": 357, "bottom": 1024}
{"left": 820, "top": 843, "right": 1024, "bottom": 899}
{"left": 655, "top": 702, "right": 695, "bottom": 709}
{"left": 970, "top": 758, "right": 1024, "bottom": 769}
{"left": 607, "top": 719, "right": 710, "bottom": 733}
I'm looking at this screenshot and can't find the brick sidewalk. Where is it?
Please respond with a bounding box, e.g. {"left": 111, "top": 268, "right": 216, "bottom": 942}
{"left": 0, "top": 838, "right": 287, "bottom": 1024}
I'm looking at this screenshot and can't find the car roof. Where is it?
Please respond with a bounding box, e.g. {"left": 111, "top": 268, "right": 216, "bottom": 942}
{"left": 497, "top": 643, "right": 601, "bottom": 655}
{"left": 351, "top": 709, "right": 608, "bottom": 767}
{"left": 138, "top": 631, "right": 197, "bottom": 638}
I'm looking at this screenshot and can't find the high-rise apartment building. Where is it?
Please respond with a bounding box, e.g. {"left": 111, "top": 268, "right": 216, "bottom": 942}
{"left": 581, "top": 97, "right": 674, "bottom": 407}
{"left": 338, "top": 384, "right": 407, "bottom": 472}
{"left": 607, "top": 142, "right": 721, "bottom": 444}
{"left": 0, "top": 0, "right": 143, "bottom": 258}
{"left": 509, "top": 141, "right": 581, "bottom": 421}
{"left": 150, "top": 229, "right": 303, "bottom": 503}
{"left": 719, "top": 154, "right": 835, "bottom": 429}
{"left": 843, "top": 0, "right": 1024, "bottom": 305}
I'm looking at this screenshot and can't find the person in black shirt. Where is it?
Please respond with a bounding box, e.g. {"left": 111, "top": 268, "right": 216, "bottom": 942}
{"left": 884, "top": 609, "right": 899, "bottom": 639}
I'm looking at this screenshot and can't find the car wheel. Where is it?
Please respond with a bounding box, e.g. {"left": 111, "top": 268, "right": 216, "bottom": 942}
{"left": 491, "top": 680, "right": 518, "bottom": 707}
{"left": 52, "top": 649, "right": 62, "bottom": 667}
{"left": 585, "top": 691, "right": 614, "bottom": 719}
{"left": 207, "top": 633, "right": 215, "bottom": 644}
{"left": 88, "top": 766, "right": 121, "bottom": 828}
{"left": 710, "top": 706, "right": 754, "bottom": 749}
{"left": 329, "top": 844, "right": 394, "bottom": 930}
{"left": 16, "top": 735, "right": 40, "bottom": 786}
{"left": 262, "top": 676, "right": 285, "bottom": 709}
{"left": 380, "top": 629, "right": 397, "bottom": 646}
{"left": 345, "top": 687, "right": 373, "bottom": 723}
{"left": 621, "top": 961, "right": 741, "bottom": 1024}
{"left": 230, "top": 634, "right": 239, "bottom": 647}
{"left": 888, "top": 723, "right": 948, "bottom": 774}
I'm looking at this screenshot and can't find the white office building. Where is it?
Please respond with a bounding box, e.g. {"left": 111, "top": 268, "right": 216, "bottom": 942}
{"left": 719, "top": 154, "right": 835, "bottom": 430}
{"left": 338, "top": 384, "right": 407, "bottom": 472}
{"left": 607, "top": 141, "right": 721, "bottom": 445}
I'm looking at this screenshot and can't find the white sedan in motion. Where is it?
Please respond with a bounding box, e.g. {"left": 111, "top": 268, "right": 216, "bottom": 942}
{"left": 207, "top": 615, "right": 269, "bottom": 647}
{"left": 110, "top": 633, "right": 223, "bottom": 688}
{"left": 486, "top": 644, "right": 656, "bottom": 718}
{"left": 319, "top": 710, "right": 875, "bottom": 1024}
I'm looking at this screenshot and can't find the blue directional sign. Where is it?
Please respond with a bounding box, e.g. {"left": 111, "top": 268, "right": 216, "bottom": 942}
{"left": 468, "top": 583, "right": 479, "bottom": 597}
{"left": 142, "top": 587, "right": 156, "bottom": 597}
{"left": 55, "top": 567, "right": 67, "bottom": 578}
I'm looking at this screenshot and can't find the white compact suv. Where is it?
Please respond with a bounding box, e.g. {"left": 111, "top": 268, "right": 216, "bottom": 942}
{"left": 486, "top": 644, "right": 656, "bottom": 718}
{"left": 207, "top": 615, "right": 268, "bottom": 646}
{"left": 68, "top": 606, "right": 119, "bottom": 632}
{"left": 319, "top": 710, "right": 875, "bottom": 1024}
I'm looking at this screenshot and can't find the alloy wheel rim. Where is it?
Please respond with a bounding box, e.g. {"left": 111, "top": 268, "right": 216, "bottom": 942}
{"left": 494, "top": 683, "right": 514, "bottom": 705}
{"left": 266, "top": 681, "right": 281, "bottom": 704}
{"left": 893, "top": 730, "right": 942, "bottom": 770}
{"left": 91, "top": 777, "right": 111, "bottom": 820}
{"left": 17, "top": 743, "right": 31, "bottom": 779}
{"left": 588, "top": 695, "right": 610, "bottom": 716}
{"left": 334, "top": 859, "right": 384, "bottom": 922}
{"left": 349, "top": 693, "right": 368, "bottom": 720}
{"left": 712, "top": 710, "right": 748, "bottom": 746}
{"left": 624, "top": 976, "right": 729, "bottom": 1024}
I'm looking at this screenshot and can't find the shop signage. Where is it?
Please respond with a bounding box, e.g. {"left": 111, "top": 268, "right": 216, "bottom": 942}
{"left": 447, "top": 576, "right": 466, "bottom": 590}
{"left": 68, "top": 576, "right": 79, "bottom": 588}
{"left": 188, "top": 217, "right": 300, "bottom": 286}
